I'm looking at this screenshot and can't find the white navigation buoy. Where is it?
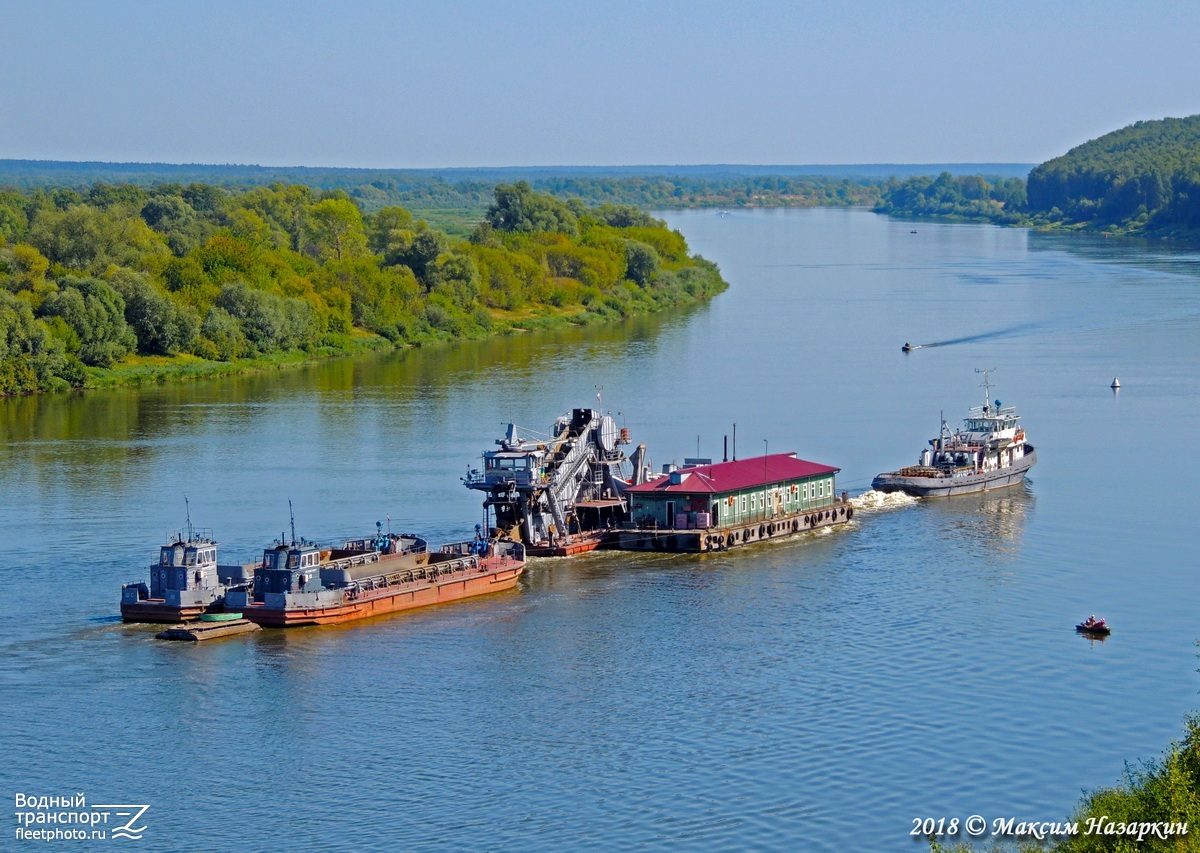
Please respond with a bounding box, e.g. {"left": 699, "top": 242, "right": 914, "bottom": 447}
{"left": 1111, "top": 377, "right": 1121, "bottom": 389}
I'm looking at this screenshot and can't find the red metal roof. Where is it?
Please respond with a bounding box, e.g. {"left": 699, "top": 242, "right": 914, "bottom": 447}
{"left": 624, "top": 453, "right": 839, "bottom": 495}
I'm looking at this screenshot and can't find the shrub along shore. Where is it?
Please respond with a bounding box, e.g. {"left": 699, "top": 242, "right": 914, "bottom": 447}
{"left": 0, "top": 180, "right": 727, "bottom": 396}
{"left": 928, "top": 712, "right": 1200, "bottom": 853}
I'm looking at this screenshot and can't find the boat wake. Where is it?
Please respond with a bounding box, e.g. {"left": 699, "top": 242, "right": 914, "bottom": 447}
{"left": 905, "top": 321, "right": 1050, "bottom": 351}
{"left": 850, "top": 490, "right": 918, "bottom": 512}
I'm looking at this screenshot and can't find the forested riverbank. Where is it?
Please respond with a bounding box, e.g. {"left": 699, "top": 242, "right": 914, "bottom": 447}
{"left": 0, "top": 180, "right": 726, "bottom": 396}
{"left": 876, "top": 115, "right": 1200, "bottom": 240}
{"left": 0, "top": 160, "right": 918, "bottom": 225}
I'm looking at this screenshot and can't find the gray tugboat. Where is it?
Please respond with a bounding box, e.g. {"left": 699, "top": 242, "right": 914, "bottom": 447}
{"left": 121, "top": 516, "right": 256, "bottom": 623}
{"left": 872, "top": 369, "right": 1036, "bottom": 497}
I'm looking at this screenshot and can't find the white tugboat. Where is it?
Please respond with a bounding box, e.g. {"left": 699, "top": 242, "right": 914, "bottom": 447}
{"left": 871, "top": 369, "right": 1036, "bottom": 497}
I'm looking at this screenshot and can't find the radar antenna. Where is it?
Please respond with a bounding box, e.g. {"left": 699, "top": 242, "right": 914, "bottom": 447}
{"left": 976, "top": 367, "right": 997, "bottom": 412}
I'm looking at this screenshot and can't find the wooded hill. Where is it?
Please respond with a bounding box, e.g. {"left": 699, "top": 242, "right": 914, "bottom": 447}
{"left": 876, "top": 115, "right": 1200, "bottom": 236}
{"left": 1026, "top": 115, "right": 1200, "bottom": 231}
{"left": 0, "top": 181, "right": 726, "bottom": 395}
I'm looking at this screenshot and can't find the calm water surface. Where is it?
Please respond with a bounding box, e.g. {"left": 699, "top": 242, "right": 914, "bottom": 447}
{"left": 3, "top": 209, "right": 1199, "bottom": 851}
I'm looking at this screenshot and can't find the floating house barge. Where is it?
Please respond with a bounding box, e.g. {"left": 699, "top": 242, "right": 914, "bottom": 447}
{"left": 609, "top": 453, "right": 853, "bottom": 552}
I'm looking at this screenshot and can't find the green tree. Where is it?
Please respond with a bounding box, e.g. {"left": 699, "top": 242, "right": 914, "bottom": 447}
{"left": 625, "top": 240, "right": 660, "bottom": 286}
{"left": 0, "top": 243, "right": 52, "bottom": 304}
{"left": 312, "top": 258, "right": 419, "bottom": 332}
{"left": 36, "top": 275, "right": 136, "bottom": 366}
{"left": 468, "top": 220, "right": 500, "bottom": 247}
{"left": 0, "top": 197, "right": 29, "bottom": 242}
{"left": 1055, "top": 713, "right": 1200, "bottom": 853}
{"left": 366, "top": 206, "right": 415, "bottom": 254}
{"left": 486, "top": 181, "right": 579, "bottom": 235}
{"left": 30, "top": 204, "right": 169, "bottom": 273}
{"left": 431, "top": 253, "right": 482, "bottom": 305}
{"left": 306, "top": 198, "right": 368, "bottom": 262}
{"left": 196, "top": 305, "right": 248, "bottom": 360}
{"left": 226, "top": 208, "right": 280, "bottom": 250}
{"left": 140, "top": 195, "right": 209, "bottom": 256}
{"left": 87, "top": 182, "right": 147, "bottom": 209}
{"left": 0, "top": 291, "right": 79, "bottom": 392}
{"left": 234, "top": 184, "right": 314, "bottom": 252}
{"left": 181, "top": 182, "right": 225, "bottom": 214}
{"left": 385, "top": 227, "right": 448, "bottom": 285}
{"left": 109, "top": 270, "right": 199, "bottom": 355}
{"left": 214, "top": 281, "right": 317, "bottom": 353}
{"left": 161, "top": 254, "right": 217, "bottom": 308}
{"left": 595, "top": 204, "right": 662, "bottom": 228}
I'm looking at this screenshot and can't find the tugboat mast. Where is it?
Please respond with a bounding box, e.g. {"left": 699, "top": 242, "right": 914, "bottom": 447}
{"left": 976, "top": 367, "right": 996, "bottom": 413}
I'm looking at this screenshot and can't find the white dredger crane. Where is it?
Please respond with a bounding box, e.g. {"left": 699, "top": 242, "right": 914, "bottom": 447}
{"left": 463, "top": 408, "right": 650, "bottom": 555}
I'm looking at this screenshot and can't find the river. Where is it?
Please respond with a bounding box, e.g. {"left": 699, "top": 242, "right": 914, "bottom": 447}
{"left": 2, "top": 208, "right": 1198, "bottom": 851}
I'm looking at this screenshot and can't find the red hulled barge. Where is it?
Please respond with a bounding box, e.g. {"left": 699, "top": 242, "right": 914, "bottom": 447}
{"left": 228, "top": 525, "right": 525, "bottom": 627}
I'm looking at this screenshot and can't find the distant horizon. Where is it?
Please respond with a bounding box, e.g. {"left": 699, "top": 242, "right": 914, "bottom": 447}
{"left": 0, "top": 157, "right": 1038, "bottom": 170}
{"left": 0, "top": 159, "right": 1036, "bottom": 182}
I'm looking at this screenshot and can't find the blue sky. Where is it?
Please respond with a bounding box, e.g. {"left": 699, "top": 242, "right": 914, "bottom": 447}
{"left": 2, "top": 0, "right": 1198, "bottom": 168}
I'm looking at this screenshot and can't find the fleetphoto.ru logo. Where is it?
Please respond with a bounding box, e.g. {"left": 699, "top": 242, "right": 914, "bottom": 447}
{"left": 92, "top": 804, "right": 151, "bottom": 840}
{"left": 13, "top": 793, "right": 150, "bottom": 843}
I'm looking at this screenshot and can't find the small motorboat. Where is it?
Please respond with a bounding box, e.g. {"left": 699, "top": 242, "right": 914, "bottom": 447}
{"left": 902, "top": 342, "right": 912, "bottom": 352}
{"left": 1076, "top": 616, "right": 1110, "bottom": 635}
